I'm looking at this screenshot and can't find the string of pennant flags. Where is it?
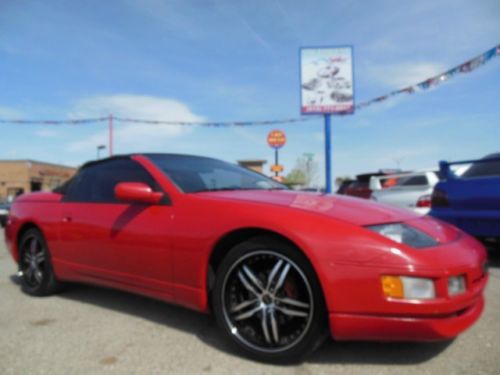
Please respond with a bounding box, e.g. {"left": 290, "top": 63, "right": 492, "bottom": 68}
{"left": 355, "top": 44, "right": 500, "bottom": 110}
{"left": 0, "top": 114, "right": 319, "bottom": 127}
{"left": 0, "top": 117, "right": 109, "bottom": 125}
{"left": 112, "top": 116, "right": 318, "bottom": 127}
{"left": 0, "top": 44, "right": 498, "bottom": 127}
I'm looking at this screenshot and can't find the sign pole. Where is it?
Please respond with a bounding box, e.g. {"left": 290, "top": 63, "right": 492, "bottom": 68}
{"left": 324, "top": 114, "right": 332, "bottom": 193}
{"left": 108, "top": 114, "right": 113, "bottom": 157}
{"left": 267, "top": 130, "right": 286, "bottom": 180}
{"left": 274, "top": 149, "right": 279, "bottom": 177}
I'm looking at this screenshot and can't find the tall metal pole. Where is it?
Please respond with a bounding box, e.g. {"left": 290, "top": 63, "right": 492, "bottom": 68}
{"left": 324, "top": 114, "right": 332, "bottom": 193}
{"left": 108, "top": 114, "right": 113, "bottom": 156}
{"left": 274, "top": 149, "right": 279, "bottom": 177}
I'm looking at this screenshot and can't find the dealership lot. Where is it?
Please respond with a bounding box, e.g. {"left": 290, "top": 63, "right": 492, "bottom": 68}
{"left": 0, "top": 233, "right": 499, "bottom": 375}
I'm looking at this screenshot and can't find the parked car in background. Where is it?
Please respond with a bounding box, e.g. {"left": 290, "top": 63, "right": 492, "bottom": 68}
{"left": 431, "top": 153, "right": 500, "bottom": 249}
{"left": 371, "top": 171, "right": 440, "bottom": 215}
{"left": 335, "top": 179, "right": 355, "bottom": 194}
{"left": 0, "top": 202, "right": 11, "bottom": 227}
{"left": 341, "top": 170, "right": 401, "bottom": 199}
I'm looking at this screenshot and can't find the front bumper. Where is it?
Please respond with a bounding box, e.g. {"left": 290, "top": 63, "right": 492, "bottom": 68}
{"left": 320, "top": 230, "right": 488, "bottom": 341}
{"left": 330, "top": 294, "right": 484, "bottom": 341}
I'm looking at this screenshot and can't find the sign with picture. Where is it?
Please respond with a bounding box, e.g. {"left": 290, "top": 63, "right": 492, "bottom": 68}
{"left": 300, "top": 46, "right": 354, "bottom": 114}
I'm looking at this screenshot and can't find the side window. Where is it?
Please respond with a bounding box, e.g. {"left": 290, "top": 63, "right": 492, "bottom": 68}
{"left": 398, "top": 175, "right": 428, "bottom": 186}
{"left": 65, "top": 158, "right": 160, "bottom": 203}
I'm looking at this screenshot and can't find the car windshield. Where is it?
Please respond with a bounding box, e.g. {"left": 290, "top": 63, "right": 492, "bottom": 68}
{"left": 146, "top": 154, "right": 287, "bottom": 193}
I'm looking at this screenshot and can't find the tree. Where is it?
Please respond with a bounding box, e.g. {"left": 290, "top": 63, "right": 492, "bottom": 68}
{"left": 285, "top": 168, "right": 306, "bottom": 187}
{"left": 285, "top": 154, "right": 319, "bottom": 187}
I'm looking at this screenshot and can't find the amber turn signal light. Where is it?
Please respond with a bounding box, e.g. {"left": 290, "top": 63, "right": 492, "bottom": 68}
{"left": 381, "top": 275, "right": 404, "bottom": 298}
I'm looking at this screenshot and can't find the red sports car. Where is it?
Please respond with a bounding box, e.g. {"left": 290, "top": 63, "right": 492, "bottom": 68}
{"left": 4, "top": 154, "right": 488, "bottom": 362}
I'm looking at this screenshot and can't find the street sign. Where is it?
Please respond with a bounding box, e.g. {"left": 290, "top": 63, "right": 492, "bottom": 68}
{"left": 271, "top": 164, "right": 284, "bottom": 173}
{"left": 267, "top": 130, "right": 286, "bottom": 149}
{"left": 300, "top": 46, "right": 354, "bottom": 114}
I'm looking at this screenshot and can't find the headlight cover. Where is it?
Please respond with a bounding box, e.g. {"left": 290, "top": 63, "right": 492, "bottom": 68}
{"left": 381, "top": 276, "right": 436, "bottom": 299}
{"left": 367, "top": 223, "right": 438, "bottom": 249}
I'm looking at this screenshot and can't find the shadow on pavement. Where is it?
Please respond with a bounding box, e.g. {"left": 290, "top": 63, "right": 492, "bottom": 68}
{"left": 309, "top": 339, "right": 451, "bottom": 365}
{"left": 9, "top": 274, "right": 452, "bottom": 365}
{"left": 487, "top": 248, "right": 500, "bottom": 268}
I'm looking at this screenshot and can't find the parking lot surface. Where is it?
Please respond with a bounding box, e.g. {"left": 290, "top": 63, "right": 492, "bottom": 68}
{"left": 1, "top": 233, "right": 499, "bottom": 374}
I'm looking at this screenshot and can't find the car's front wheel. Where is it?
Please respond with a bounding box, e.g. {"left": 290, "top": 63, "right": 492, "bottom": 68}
{"left": 212, "top": 236, "right": 327, "bottom": 363}
{"left": 18, "top": 228, "right": 63, "bottom": 296}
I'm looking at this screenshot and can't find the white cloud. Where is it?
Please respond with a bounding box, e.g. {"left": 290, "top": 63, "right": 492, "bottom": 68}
{"left": 66, "top": 94, "right": 205, "bottom": 153}
{"left": 35, "top": 129, "right": 60, "bottom": 138}
{"left": 366, "top": 62, "right": 447, "bottom": 89}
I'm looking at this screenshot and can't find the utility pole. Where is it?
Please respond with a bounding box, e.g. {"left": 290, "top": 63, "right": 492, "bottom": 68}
{"left": 108, "top": 114, "right": 114, "bottom": 156}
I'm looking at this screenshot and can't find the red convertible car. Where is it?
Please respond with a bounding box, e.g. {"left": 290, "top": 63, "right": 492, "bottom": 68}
{"left": 4, "top": 154, "right": 488, "bottom": 362}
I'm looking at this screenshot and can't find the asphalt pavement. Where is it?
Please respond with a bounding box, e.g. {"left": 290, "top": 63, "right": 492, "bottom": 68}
{"left": 1, "top": 232, "right": 499, "bottom": 374}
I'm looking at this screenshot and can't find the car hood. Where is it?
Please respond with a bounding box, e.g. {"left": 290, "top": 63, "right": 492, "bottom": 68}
{"left": 196, "top": 190, "right": 416, "bottom": 226}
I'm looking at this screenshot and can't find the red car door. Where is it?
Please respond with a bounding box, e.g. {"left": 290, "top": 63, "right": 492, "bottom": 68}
{"left": 58, "top": 157, "right": 175, "bottom": 298}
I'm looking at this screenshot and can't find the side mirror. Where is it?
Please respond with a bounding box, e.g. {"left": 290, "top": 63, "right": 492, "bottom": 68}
{"left": 114, "top": 182, "right": 164, "bottom": 204}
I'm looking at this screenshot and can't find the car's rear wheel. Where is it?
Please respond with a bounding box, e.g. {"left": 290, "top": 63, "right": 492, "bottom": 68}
{"left": 18, "top": 228, "right": 63, "bottom": 296}
{"left": 212, "top": 236, "right": 327, "bottom": 363}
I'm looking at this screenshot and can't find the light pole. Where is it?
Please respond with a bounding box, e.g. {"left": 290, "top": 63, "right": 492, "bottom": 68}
{"left": 97, "top": 145, "right": 106, "bottom": 160}
{"left": 393, "top": 157, "right": 404, "bottom": 170}
{"left": 303, "top": 153, "right": 314, "bottom": 187}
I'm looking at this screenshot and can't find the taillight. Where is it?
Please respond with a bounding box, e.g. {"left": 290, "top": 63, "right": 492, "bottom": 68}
{"left": 416, "top": 194, "right": 431, "bottom": 208}
{"left": 431, "top": 188, "right": 449, "bottom": 207}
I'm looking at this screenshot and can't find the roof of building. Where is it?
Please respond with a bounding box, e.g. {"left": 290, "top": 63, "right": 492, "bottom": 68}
{"left": 237, "top": 159, "right": 268, "bottom": 164}
{"left": 0, "top": 159, "right": 77, "bottom": 170}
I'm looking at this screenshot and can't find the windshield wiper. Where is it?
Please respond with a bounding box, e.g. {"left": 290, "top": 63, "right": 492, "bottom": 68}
{"left": 191, "top": 186, "right": 288, "bottom": 193}
{"left": 191, "top": 187, "right": 253, "bottom": 193}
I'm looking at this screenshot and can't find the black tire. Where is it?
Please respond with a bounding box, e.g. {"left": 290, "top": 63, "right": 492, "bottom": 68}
{"left": 212, "top": 236, "right": 328, "bottom": 363}
{"left": 18, "top": 228, "right": 63, "bottom": 296}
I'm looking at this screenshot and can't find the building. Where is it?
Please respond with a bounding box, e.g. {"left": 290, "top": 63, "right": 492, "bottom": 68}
{"left": 237, "top": 159, "right": 267, "bottom": 174}
{"left": 0, "top": 160, "right": 77, "bottom": 202}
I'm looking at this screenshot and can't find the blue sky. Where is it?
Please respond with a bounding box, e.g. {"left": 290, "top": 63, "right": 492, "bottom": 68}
{"left": 0, "top": 0, "right": 499, "bottom": 185}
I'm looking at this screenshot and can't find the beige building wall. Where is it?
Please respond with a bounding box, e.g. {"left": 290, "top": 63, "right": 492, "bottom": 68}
{"left": 0, "top": 160, "right": 76, "bottom": 202}
{"left": 238, "top": 159, "right": 267, "bottom": 174}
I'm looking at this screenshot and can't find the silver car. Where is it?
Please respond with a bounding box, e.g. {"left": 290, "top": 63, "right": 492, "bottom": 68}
{"left": 370, "top": 171, "right": 440, "bottom": 215}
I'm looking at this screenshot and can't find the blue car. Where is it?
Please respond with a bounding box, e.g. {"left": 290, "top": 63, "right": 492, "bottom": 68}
{"left": 430, "top": 153, "right": 500, "bottom": 249}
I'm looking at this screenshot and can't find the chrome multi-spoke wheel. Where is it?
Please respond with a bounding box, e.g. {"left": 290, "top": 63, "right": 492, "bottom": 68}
{"left": 20, "top": 235, "right": 46, "bottom": 288}
{"left": 19, "top": 228, "right": 62, "bottom": 296}
{"left": 222, "top": 251, "right": 313, "bottom": 352}
{"left": 213, "top": 237, "right": 326, "bottom": 362}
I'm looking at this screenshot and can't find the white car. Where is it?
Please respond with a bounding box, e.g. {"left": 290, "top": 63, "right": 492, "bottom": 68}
{"left": 370, "top": 171, "right": 440, "bottom": 215}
